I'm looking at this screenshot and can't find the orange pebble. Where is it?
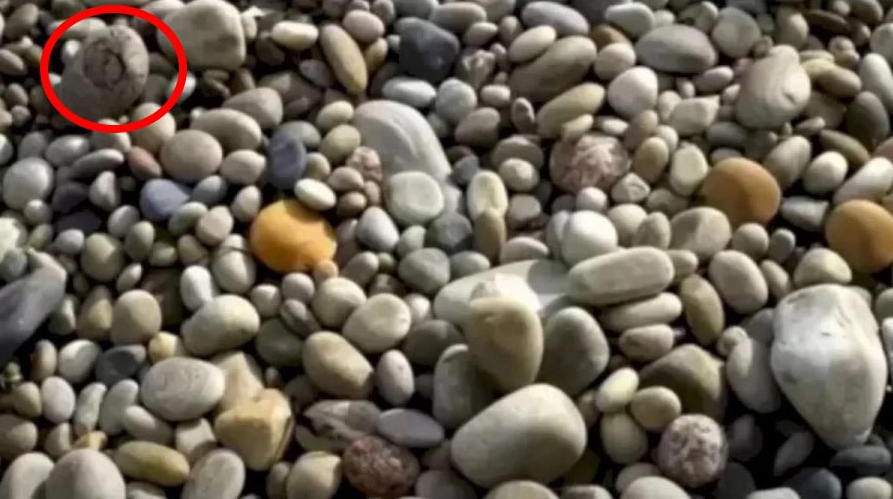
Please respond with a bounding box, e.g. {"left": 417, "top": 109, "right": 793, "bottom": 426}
{"left": 249, "top": 199, "right": 337, "bottom": 273}
{"left": 825, "top": 200, "right": 893, "bottom": 273}
{"left": 700, "top": 157, "right": 781, "bottom": 227}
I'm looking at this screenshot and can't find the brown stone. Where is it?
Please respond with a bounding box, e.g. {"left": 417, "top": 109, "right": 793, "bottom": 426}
{"left": 343, "top": 436, "right": 419, "bottom": 497}
{"left": 825, "top": 200, "right": 893, "bottom": 273}
{"left": 700, "top": 157, "right": 781, "bottom": 227}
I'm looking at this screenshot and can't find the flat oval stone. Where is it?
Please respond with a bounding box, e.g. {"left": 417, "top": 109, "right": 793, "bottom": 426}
{"left": 140, "top": 358, "right": 225, "bottom": 422}
{"left": 635, "top": 25, "right": 718, "bottom": 74}
{"left": 509, "top": 36, "right": 598, "bottom": 103}
{"left": 521, "top": 1, "right": 589, "bottom": 36}
{"left": 567, "top": 247, "right": 674, "bottom": 306}
{"left": 320, "top": 24, "right": 367, "bottom": 94}
{"left": 191, "top": 108, "right": 263, "bottom": 152}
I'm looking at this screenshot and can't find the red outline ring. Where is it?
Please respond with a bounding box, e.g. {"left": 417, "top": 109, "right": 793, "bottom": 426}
{"left": 39, "top": 5, "right": 188, "bottom": 133}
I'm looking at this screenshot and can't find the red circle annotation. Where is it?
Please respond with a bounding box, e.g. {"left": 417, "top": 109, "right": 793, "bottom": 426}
{"left": 39, "top": 4, "right": 188, "bottom": 133}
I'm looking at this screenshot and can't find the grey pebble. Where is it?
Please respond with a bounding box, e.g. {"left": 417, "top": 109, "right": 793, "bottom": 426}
{"left": 41, "top": 376, "right": 76, "bottom": 424}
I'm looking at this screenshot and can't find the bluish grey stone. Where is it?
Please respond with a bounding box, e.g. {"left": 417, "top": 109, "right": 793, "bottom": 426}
{"left": 140, "top": 179, "right": 191, "bottom": 221}
{"left": 54, "top": 210, "right": 103, "bottom": 235}
{"left": 191, "top": 175, "right": 229, "bottom": 206}
{"left": 265, "top": 128, "right": 307, "bottom": 190}
{"left": 52, "top": 182, "right": 90, "bottom": 214}
{"left": 830, "top": 445, "right": 892, "bottom": 477}
{"left": 94, "top": 345, "right": 147, "bottom": 386}
{"left": 399, "top": 19, "right": 461, "bottom": 84}
{"left": 68, "top": 149, "right": 126, "bottom": 180}
{"left": 0, "top": 268, "right": 67, "bottom": 366}
{"left": 784, "top": 468, "right": 842, "bottom": 499}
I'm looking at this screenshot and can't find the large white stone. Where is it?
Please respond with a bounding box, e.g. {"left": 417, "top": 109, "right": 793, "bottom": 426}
{"left": 771, "top": 285, "right": 887, "bottom": 449}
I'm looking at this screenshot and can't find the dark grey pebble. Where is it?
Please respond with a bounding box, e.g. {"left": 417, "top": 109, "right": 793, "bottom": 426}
{"left": 95, "top": 345, "right": 147, "bottom": 386}
{"left": 784, "top": 468, "right": 842, "bottom": 499}
{"left": 0, "top": 268, "right": 67, "bottom": 367}
{"left": 571, "top": 0, "right": 627, "bottom": 23}
{"left": 54, "top": 210, "right": 103, "bottom": 235}
{"left": 450, "top": 156, "right": 480, "bottom": 187}
{"left": 140, "top": 179, "right": 191, "bottom": 221}
{"left": 51, "top": 182, "right": 90, "bottom": 214}
{"left": 399, "top": 19, "right": 460, "bottom": 84}
{"left": 830, "top": 445, "right": 892, "bottom": 477}
{"left": 727, "top": 414, "right": 764, "bottom": 462}
{"left": 425, "top": 212, "right": 473, "bottom": 254}
{"left": 0, "top": 249, "right": 28, "bottom": 283}
{"left": 191, "top": 175, "right": 229, "bottom": 206}
{"left": 68, "top": 149, "right": 125, "bottom": 180}
{"left": 265, "top": 128, "right": 307, "bottom": 190}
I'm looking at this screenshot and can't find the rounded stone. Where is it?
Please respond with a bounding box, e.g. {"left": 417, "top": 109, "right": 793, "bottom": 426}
{"left": 114, "top": 441, "right": 190, "bottom": 487}
{"left": 80, "top": 233, "right": 125, "bottom": 283}
{"left": 302, "top": 331, "right": 374, "bottom": 399}
{"left": 656, "top": 414, "right": 728, "bottom": 488}
{"left": 450, "top": 384, "right": 586, "bottom": 487}
{"left": 620, "top": 476, "right": 689, "bottom": 499}
{"left": 384, "top": 171, "right": 445, "bottom": 226}
{"left": 182, "top": 449, "right": 246, "bottom": 499}
{"left": 2, "top": 158, "right": 54, "bottom": 210}
{"left": 45, "top": 449, "right": 126, "bottom": 499}
{"left": 160, "top": 130, "right": 223, "bottom": 183}
{"left": 539, "top": 306, "right": 609, "bottom": 396}
{"left": 735, "top": 46, "right": 811, "bottom": 129}
{"left": 182, "top": 294, "right": 260, "bottom": 357}
{"left": 825, "top": 200, "right": 893, "bottom": 273}
{"left": 708, "top": 250, "right": 769, "bottom": 315}
{"left": 549, "top": 134, "right": 631, "bottom": 193}
{"left": 607, "top": 67, "right": 658, "bottom": 119}
{"left": 0, "top": 452, "right": 54, "bottom": 499}
{"left": 311, "top": 277, "right": 366, "bottom": 328}
{"left": 343, "top": 436, "right": 419, "bottom": 497}
{"left": 701, "top": 157, "right": 782, "bottom": 227}
{"left": 377, "top": 408, "right": 445, "bottom": 448}
{"left": 249, "top": 200, "right": 337, "bottom": 273}
{"left": 110, "top": 290, "right": 162, "bottom": 345}
{"left": 140, "top": 358, "right": 225, "bottom": 422}
{"left": 58, "top": 25, "right": 149, "bottom": 122}
{"left": 343, "top": 294, "right": 412, "bottom": 354}
{"left": 285, "top": 451, "right": 342, "bottom": 499}
{"left": 634, "top": 25, "right": 717, "bottom": 74}
{"left": 466, "top": 296, "right": 543, "bottom": 393}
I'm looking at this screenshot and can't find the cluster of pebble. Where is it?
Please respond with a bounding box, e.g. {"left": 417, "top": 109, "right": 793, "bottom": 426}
{"left": 5, "top": 0, "right": 893, "bottom": 498}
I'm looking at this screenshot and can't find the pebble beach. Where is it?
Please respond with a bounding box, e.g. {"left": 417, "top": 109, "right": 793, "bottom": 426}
{"left": 3, "top": 0, "right": 893, "bottom": 498}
